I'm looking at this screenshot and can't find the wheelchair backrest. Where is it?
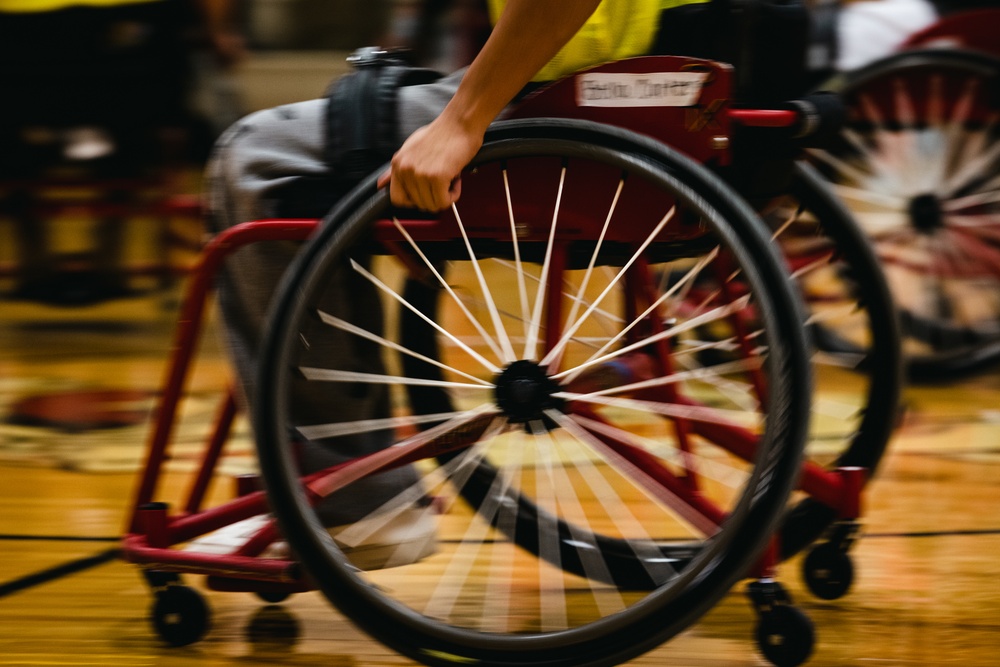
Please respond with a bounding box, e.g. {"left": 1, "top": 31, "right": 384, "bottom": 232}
{"left": 901, "top": 7, "right": 1000, "bottom": 58}
{"left": 507, "top": 55, "right": 736, "bottom": 167}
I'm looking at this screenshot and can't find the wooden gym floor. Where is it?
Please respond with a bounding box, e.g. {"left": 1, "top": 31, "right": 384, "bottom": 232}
{"left": 1, "top": 216, "right": 999, "bottom": 666}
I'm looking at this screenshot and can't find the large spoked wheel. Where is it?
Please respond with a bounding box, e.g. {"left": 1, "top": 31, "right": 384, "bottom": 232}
{"left": 807, "top": 49, "right": 1000, "bottom": 381}
{"left": 762, "top": 162, "right": 903, "bottom": 557}
{"left": 254, "top": 119, "right": 812, "bottom": 667}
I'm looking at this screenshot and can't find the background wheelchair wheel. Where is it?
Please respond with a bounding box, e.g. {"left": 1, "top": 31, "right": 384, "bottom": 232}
{"left": 763, "top": 161, "right": 903, "bottom": 559}
{"left": 807, "top": 49, "right": 1000, "bottom": 381}
{"left": 254, "top": 119, "right": 812, "bottom": 667}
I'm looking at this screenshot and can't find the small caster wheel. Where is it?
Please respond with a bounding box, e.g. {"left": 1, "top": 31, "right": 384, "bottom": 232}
{"left": 755, "top": 605, "right": 815, "bottom": 667}
{"left": 803, "top": 541, "right": 854, "bottom": 600}
{"left": 151, "top": 585, "right": 210, "bottom": 647}
{"left": 255, "top": 590, "right": 292, "bottom": 604}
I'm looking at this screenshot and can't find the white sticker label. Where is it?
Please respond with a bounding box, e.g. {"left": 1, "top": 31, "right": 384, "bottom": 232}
{"left": 576, "top": 71, "right": 709, "bottom": 108}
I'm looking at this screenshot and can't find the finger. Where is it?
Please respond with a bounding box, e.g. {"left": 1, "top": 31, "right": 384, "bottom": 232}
{"left": 376, "top": 169, "right": 391, "bottom": 191}
{"left": 415, "top": 177, "right": 439, "bottom": 212}
{"left": 432, "top": 177, "right": 459, "bottom": 212}
{"left": 389, "top": 177, "right": 415, "bottom": 209}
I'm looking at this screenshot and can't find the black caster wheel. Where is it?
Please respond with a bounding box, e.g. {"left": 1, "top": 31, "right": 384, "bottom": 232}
{"left": 803, "top": 541, "right": 855, "bottom": 600}
{"left": 756, "top": 604, "right": 815, "bottom": 667}
{"left": 151, "top": 585, "right": 210, "bottom": 647}
{"left": 255, "top": 590, "right": 292, "bottom": 604}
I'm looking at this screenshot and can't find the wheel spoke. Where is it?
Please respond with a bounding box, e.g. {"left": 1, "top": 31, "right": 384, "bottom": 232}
{"left": 297, "top": 410, "right": 472, "bottom": 441}
{"left": 524, "top": 163, "right": 568, "bottom": 361}
{"left": 349, "top": 258, "right": 501, "bottom": 373}
{"left": 826, "top": 180, "right": 907, "bottom": 213}
{"left": 423, "top": 427, "right": 525, "bottom": 624}
{"left": 556, "top": 391, "right": 760, "bottom": 429}
{"left": 299, "top": 366, "right": 493, "bottom": 392}
{"left": 673, "top": 355, "right": 762, "bottom": 414}
{"left": 503, "top": 165, "right": 533, "bottom": 345}
{"left": 561, "top": 248, "right": 719, "bottom": 386}
{"left": 545, "top": 416, "right": 691, "bottom": 584}
{"left": 553, "top": 410, "right": 721, "bottom": 541}
{"left": 541, "top": 206, "right": 676, "bottom": 368}
{"left": 390, "top": 217, "right": 508, "bottom": 364}
{"left": 946, "top": 186, "right": 1000, "bottom": 212}
{"left": 569, "top": 413, "right": 749, "bottom": 495}
{"left": 550, "top": 176, "right": 626, "bottom": 371}
{"left": 942, "top": 131, "right": 1000, "bottom": 197}
{"left": 479, "top": 433, "right": 524, "bottom": 633}
{"left": 565, "top": 357, "right": 763, "bottom": 401}
{"left": 536, "top": 430, "right": 628, "bottom": 617}
{"left": 553, "top": 294, "right": 753, "bottom": 383}
{"left": 528, "top": 420, "right": 567, "bottom": 631}
{"left": 306, "top": 405, "right": 498, "bottom": 498}
{"left": 316, "top": 309, "right": 494, "bottom": 386}
{"left": 452, "top": 203, "right": 518, "bottom": 363}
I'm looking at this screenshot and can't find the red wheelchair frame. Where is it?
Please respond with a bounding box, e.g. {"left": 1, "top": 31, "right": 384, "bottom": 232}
{"left": 122, "top": 55, "right": 870, "bottom": 665}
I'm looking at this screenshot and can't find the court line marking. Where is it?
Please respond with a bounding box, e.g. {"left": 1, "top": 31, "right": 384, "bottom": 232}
{"left": 0, "top": 547, "right": 120, "bottom": 599}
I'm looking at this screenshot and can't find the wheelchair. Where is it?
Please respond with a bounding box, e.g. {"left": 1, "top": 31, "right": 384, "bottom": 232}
{"left": 804, "top": 6, "right": 1000, "bottom": 381}
{"left": 123, "top": 6, "right": 903, "bottom": 667}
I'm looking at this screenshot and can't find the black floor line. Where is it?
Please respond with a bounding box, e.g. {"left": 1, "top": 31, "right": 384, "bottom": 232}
{"left": 0, "top": 528, "right": 996, "bottom": 599}
{"left": 0, "top": 534, "right": 120, "bottom": 542}
{"left": 0, "top": 547, "right": 121, "bottom": 599}
{"left": 864, "top": 528, "right": 1000, "bottom": 539}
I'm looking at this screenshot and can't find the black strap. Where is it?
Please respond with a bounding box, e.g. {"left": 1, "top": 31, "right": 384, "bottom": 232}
{"left": 325, "top": 49, "right": 443, "bottom": 184}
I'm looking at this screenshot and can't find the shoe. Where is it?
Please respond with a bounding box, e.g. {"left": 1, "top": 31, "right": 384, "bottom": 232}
{"left": 183, "top": 508, "right": 437, "bottom": 571}
{"left": 62, "top": 126, "right": 115, "bottom": 161}
{"left": 327, "top": 507, "right": 438, "bottom": 571}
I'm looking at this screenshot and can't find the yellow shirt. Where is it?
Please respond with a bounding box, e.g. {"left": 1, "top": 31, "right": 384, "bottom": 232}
{"left": 487, "top": 0, "right": 709, "bottom": 81}
{"left": 0, "top": 0, "right": 159, "bottom": 12}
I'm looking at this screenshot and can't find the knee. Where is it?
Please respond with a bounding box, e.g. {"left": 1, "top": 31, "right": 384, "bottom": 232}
{"left": 207, "top": 102, "right": 324, "bottom": 190}
{"left": 203, "top": 108, "right": 279, "bottom": 227}
{"left": 207, "top": 109, "right": 272, "bottom": 180}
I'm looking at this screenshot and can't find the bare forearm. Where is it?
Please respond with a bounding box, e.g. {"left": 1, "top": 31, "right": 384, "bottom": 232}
{"left": 390, "top": 0, "right": 602, "bottom": 211}
{"left": 439, "top": 0, "right": 603, "bottom": 135}
{"left": 193, "top": 0, "right": 247, "bottom": 64}
{"left": 194, "top": 0, "right": 236, "bottom": 33}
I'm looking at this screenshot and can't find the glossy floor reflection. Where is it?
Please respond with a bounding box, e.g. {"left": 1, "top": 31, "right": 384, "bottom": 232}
{"left": 1, "top": 279, "right": 999, "bottom": 666}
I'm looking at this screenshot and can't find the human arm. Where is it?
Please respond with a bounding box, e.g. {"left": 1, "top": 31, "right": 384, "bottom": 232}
{"left": 193, "top": 0, "right": 248, "bottom": 67}
{"left": 389, "top": 0, "right": 603, "bottom": 211}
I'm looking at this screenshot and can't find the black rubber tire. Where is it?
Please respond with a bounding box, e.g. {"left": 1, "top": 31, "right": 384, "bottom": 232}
{"left": 774, "top": 162, "right": 903, "bottom": 559}
{"left": 809, "top": 49, "right": 1000, "bottom": 382}
{"left": 254, "top": 118, "right": 812, "bottom": 667}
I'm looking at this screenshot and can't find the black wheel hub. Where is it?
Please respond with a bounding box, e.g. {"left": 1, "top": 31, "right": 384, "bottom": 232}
{"left": 493, "top": 360, "right": 564, "bottom": 425}
{"left": 909, "top": 193, "right": 944, "bottom": 234}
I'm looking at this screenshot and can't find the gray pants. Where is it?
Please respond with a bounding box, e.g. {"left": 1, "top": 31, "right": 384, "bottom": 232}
{"left": 204, "top": 69, "right": 465, "bottom": 524}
